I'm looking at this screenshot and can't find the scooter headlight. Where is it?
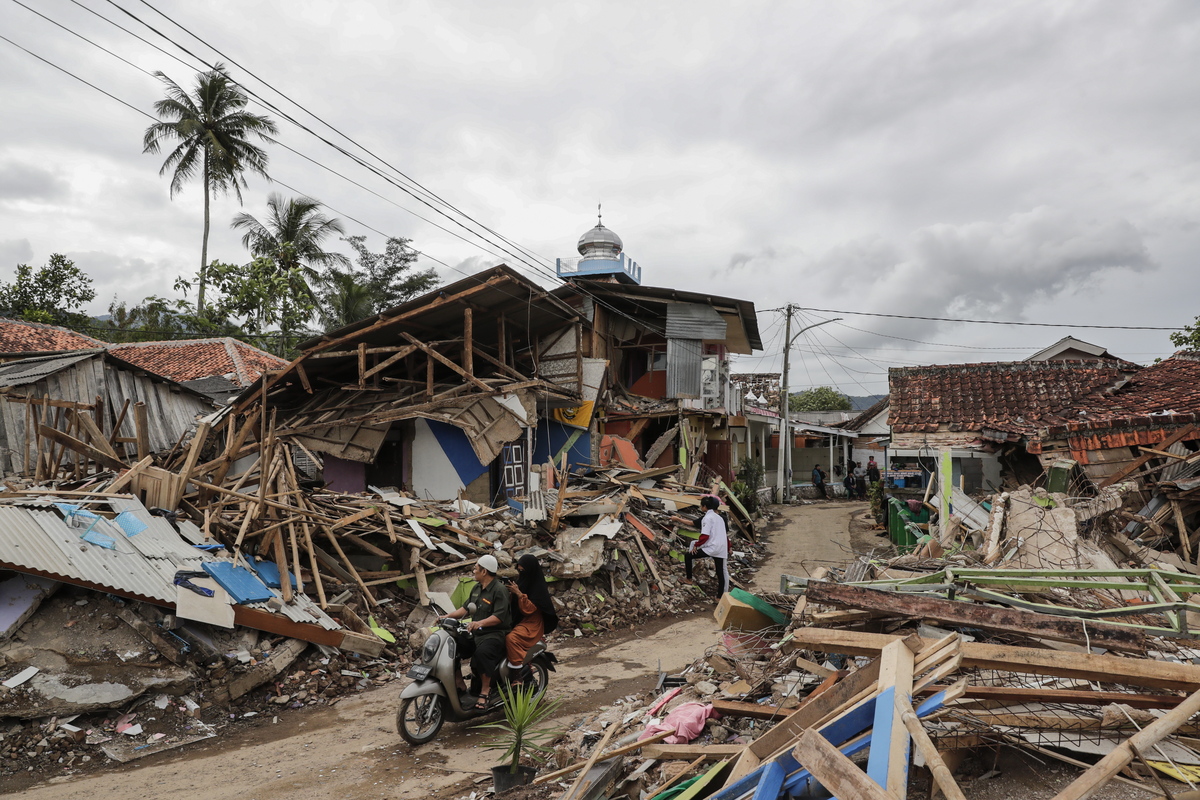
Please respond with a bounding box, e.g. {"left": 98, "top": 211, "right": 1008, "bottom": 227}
{"left": 421, "top": 636, "right": 439, "bottom": 664}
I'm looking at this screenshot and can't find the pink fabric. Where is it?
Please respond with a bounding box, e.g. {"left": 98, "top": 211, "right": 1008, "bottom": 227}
{"left": 639, "top": 702, "right": 720, "bottom": 744}
{"left": 648, "top": 687, "right": 683, "bottom": 716}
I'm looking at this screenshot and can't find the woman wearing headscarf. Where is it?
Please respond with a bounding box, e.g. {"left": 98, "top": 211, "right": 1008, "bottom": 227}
{"left": 505, "top": 554, "right": 558, "bottom": 678}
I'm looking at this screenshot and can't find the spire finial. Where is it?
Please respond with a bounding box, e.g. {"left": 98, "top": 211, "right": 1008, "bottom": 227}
{"left": 597, "top": 202, "right": 602, "bottom": 227}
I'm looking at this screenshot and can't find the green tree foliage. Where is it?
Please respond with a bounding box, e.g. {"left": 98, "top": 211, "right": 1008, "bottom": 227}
{"left": 0, "top": 254, "right": 96, "bottom": 329}
{"left": 231, "top": 194, "right": 350, "bottom": 285}
{"left": 100, "top": 294, "right": 244, "bottom": 344}
{"left": 312, "top": 236, "right": 439, "bottom": 330}
{"left": 789, "top": 386, "right": 852, "bottom": 412}
{"left": 342, "top": 235, "right": 439, "bottom": 312}
{"left": 1170, "top": 317, "right": 1200, "bottom": 352}
{"left": 314, "top": 269, "right": 377, "bottom": 331}
{"left": 143, "top": 63, "right": 277, "bottom": 314}
{"left": 732, "top": 455, "right": 766, "bottom": 513}
{"left": 204, "top": 256, "right": 317, "bottom": 357}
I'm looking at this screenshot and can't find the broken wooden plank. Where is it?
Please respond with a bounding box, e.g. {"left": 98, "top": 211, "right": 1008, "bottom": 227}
{"left": 789, "top": 627, "right": 1200, "bottom": 692}
{"left": 37, "top": 424, "right": 126, "bottom": 471}
{"left": 534, "top": 729, "right": 676, "bottom": 784}
{"left": 1051, "top": 685, "right": 1200, "bottom": 800}
{"left": 896, "top": 694, "right": 967, "bottom": 800}
{"left": 1100, "top": 426, "right": 1197, "bottom": 488}
{"left": 793, "top": 728, "right": 892, "bottom": 800}
{"left": 563, "top": 724, "right": 617, "bottom": 800}
{"left": 867, "top": 639, "right": 914, "bottom": 798}
{"left": 805, "top": 580, "right": 1146, "bottom": 652}
{"left": 641, "top": 744, "right": 744, "bottom": 760}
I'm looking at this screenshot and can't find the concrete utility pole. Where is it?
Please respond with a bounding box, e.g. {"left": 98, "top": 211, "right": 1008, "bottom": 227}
{"left": 776, "top": 305, "right": 793, "bottom": 500}
{"left": 776, "top": 310, "right": 843, "bottom": 503}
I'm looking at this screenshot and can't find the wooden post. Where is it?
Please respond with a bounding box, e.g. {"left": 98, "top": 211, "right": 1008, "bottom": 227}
{"left": 358, "top": 342, "right": 367, "bottom": 389}
{"left": 794, "top": 728, "right": 892, "bottom": 800}
{"left": 866, "top": 638, "right": 915, "bottom": 798}
{"left": 463, "top": 307, "right": 473, "bottom": 377}
{"left": 497, "top": 313, "right": 507, "bottom": 368}
{"left": 426, "top": 355, "right": 434, "bottom": 398}
{"left": 896, "top": 694, "right": 967, "bottom": 800}
{"left": 134, "top": 401, "right": 149, "bottom": 460}
{"left": 1174, "top": 500, "right": 1192, "bottom": 561}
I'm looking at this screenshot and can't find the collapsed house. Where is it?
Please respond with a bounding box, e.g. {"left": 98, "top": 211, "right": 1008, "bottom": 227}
{"left": 106, "top": 337, "right": 288, "bottom": 404}
{"left": 0, "top": 348, "right": 219, "bottom": 477}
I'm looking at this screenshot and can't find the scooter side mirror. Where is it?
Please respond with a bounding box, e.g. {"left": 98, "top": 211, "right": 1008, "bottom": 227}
{"left": 466, "top": 602, "right": 477, "bottom": 614}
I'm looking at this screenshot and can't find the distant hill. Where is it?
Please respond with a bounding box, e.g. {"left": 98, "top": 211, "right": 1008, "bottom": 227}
{"left": 848, "top": 394, "right": 885, "bottom": 411}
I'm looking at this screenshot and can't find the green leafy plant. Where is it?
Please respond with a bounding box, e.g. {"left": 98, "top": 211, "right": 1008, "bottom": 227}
{"left": 734, "top": 456, "right": 766, "bottom": 513}
{"left": 477, "top": 682, "right": 562, "bottom": 774}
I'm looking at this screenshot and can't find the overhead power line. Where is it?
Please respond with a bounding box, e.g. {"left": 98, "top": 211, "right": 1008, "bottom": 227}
{"left": 795, "top": 307, "right": 1182, "bottom": 331}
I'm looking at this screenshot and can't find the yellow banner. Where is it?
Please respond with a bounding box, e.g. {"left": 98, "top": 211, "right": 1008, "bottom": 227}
{"left": 552, "top": 401, "right": 595, "bottom": 429}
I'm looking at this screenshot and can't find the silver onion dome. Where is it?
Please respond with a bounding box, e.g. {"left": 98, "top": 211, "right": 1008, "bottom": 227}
{"left": 577, "top": 223, "right": 623, "bottom": 259}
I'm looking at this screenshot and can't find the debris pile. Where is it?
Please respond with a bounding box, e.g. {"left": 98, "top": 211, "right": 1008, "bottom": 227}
{"left": 529, "top": 471, "right": 1200, "bottom": 800}
{"left": 0, "top": 402, "right": 765, "bottom": 780}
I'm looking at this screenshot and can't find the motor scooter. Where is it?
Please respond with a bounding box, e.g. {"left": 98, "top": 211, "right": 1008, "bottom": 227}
{"left": 397, "top": 605, "right": 557, "bottom": 745}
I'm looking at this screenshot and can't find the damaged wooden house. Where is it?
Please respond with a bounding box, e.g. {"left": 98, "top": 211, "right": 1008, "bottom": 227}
{"left": 549, "top": 219, "right": 764, "bottom": 485}
{"left": 222, "top": 264, "right": 588, "bottom": 503}
{"left": 222, "top": 220, "right": 764, "bottom": 503}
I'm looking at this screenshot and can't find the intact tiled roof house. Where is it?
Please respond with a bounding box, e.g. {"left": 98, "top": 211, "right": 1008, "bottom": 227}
{"left": 0, "top": 318, "right": 104, "bottom": 357}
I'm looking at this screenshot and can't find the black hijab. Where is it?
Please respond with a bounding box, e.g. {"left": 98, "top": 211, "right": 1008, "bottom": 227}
{"left": 516, "top": 554, "right": 558, "bottom": 634}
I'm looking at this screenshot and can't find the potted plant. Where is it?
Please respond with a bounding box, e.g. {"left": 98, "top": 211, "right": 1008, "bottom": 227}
{"left": 477, "top": 682, "right": 562, "bottom": 793}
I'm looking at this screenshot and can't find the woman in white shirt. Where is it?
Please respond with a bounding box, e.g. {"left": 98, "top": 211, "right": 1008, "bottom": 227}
{"left": 684, "top": 495, "right": 729, "bottom": 596}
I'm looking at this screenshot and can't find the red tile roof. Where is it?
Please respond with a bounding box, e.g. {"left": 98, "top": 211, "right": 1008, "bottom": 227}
{"left": 107, "top": 338, "right": 288, "bottom": 386}
{"left": 888, "top": 360, "right": 1137, "bottom": 436}
{"left": 0, "top": 318, "right": 104, "bottom": 354}
{"left": 1039, "top": 351, "right": 1200, "bottom": 434}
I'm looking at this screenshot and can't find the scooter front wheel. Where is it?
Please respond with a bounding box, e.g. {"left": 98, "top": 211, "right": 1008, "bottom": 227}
{"left": 397, "top": 694, "right": 446, "bottom": 745}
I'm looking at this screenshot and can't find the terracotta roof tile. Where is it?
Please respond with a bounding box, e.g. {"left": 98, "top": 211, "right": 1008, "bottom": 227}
{"left": 1041, "top": 351, "right": 1200, "bottom": 430}
{"left": 0, "top": 318, "right": 104, "bottom": 353}
{"left": 107, "top": 338, "right": 287, "bottom": 386}
{"left": 888, "top": 360, "right": 1136, "bottom": 436}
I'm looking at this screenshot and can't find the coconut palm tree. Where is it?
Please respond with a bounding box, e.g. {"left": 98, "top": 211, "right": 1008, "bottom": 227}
{"left": 314, "top": 269, "right": 378, "bottom": 330}
{"left": 143, "top": 63, "right": 277, "bottom": 314}
{"left": 231, "top": 193, "right": 351, "bottom": 284}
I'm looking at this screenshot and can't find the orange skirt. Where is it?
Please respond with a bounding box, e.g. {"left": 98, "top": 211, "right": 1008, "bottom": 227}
{"left": 505, "top": 609, "right": 544, "bottom": 665}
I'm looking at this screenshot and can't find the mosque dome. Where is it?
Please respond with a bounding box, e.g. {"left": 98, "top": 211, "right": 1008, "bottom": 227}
{"left": 576, "top": 222, "right": 623, "bottom": 259}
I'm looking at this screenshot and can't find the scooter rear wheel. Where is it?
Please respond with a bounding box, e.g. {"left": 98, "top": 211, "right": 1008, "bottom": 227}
{"left": 527, "top": 659, "right": 550, "bottom": 696}
{"left": 397, "top": 694, "right": 446, "bottom": 745}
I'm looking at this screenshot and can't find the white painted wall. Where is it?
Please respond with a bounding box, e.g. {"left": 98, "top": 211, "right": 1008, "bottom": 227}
{"left": 411, "top": 418, "right": 466, "bottom": 501}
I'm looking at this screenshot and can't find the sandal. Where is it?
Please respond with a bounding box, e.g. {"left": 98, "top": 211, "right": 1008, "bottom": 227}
{"left": 474, "top": 692, "right": 489, "bottom": 709}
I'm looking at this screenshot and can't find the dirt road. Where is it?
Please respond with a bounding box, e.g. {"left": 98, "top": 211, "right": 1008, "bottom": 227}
{"left": 8, "top": 503, "right": 861, "bottom": 800}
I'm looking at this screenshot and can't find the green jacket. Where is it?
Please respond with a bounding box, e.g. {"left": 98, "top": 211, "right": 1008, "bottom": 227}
{"left": 468, "top": 577, "right": 511, "bottom": 637}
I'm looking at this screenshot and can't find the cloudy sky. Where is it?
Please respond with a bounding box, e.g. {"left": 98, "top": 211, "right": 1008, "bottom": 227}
{"left": 1, "top": 1, "right": 1197, "bottom": 397}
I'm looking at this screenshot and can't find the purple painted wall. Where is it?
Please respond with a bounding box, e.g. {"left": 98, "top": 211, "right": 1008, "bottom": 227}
{"left": 323, "top": 454, "right": 367, "bottom": 493}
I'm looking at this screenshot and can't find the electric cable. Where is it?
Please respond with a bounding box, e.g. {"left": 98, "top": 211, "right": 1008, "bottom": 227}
{"left": 97, "top": 0, "right": 666, "bottom": 337}
{"left": 796, "top": 306, "right": 1180, "bottom": 331}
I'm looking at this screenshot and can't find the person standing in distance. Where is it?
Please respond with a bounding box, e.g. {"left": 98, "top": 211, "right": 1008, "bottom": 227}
{"left": 684, "top": 495, "right": 729, "bottom": 596}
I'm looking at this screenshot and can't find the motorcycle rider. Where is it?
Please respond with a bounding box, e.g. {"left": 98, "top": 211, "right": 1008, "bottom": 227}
{"left": 437, "top": 554, "right": 511, "bottom": 708}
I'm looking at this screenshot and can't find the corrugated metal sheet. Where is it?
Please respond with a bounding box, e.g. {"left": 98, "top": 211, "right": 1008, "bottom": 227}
{"left": 665, "top": 304, "right": 727, "bottom": 341}
{"left": 0, "top": 499, "right": 341, "bottom": 632}
{"left": 666, "top": 338, "right": 703, "bottom": 399}
{"left": 0, "top": 506, "right": 179, "bottom": 603}
{"left": 105, "top": 497, "right": 208, "bottom": 564}
{"left": 0, "top": 351, "right": 99, "bottom": 388}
